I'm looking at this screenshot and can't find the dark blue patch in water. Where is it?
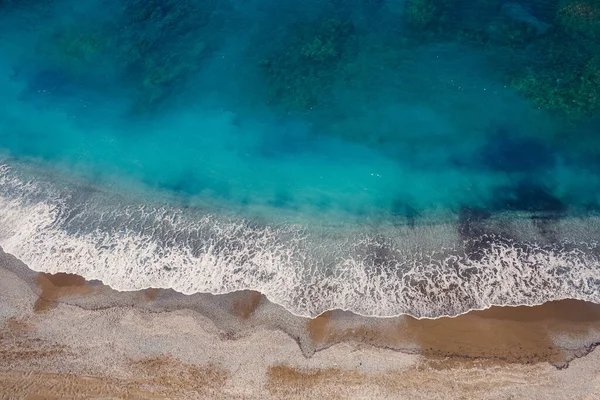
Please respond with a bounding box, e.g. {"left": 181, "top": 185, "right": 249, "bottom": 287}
{"left": 495, "top": 180, "right": 566, "bottom": 213}
{"left": 480, "top": 127, "right": 555, "bottom": 173}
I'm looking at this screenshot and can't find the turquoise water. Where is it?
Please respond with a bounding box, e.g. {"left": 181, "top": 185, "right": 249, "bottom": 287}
{"left": 0, "top": 0, "right": 599, "bottom": 317}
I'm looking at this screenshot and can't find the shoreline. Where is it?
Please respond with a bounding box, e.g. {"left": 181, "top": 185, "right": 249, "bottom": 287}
{"left": 2, "top": 248, "right": 600, "bottom": 398}
{"left": 7, "top": 238, "right": 600, "bottom": 322}
{"left": 4, "top": 157, "right": 600, "bottom": 320}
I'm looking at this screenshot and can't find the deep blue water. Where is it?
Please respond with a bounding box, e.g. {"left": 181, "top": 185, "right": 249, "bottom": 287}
{"left": 0, "top": 0, "right": 599, "bottom": 317}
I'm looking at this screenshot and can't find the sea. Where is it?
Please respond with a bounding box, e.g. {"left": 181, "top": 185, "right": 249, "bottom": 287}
{"left": 0, "top": 0, "right": 599, "bottom": 318}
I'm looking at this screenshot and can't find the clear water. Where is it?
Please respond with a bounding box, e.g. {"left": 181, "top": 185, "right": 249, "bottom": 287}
{"left": 0, "top": 0, "right": 599, "bottom": 317}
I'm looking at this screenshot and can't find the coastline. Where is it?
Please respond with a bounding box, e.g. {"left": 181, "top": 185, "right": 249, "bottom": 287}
{"left": 4, "top": 158, "right": 600, "bottom": 321}
{"left": 1, "top": 0, "right": 600, "bottom": 397}
{"left": 2, "top": 248, "right": 600, "bottom": 398}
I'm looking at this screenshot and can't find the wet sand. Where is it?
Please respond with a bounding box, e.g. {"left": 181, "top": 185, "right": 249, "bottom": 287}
{"left": 306, "top": 300, "right": 600, "bottom": 368}
{"left": 1, "top": 248, "right": 600, "bottom": 399}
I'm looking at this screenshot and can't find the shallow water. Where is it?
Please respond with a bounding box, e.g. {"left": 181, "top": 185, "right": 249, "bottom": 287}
{"left": 0, "top": 0, "right": 599, "bottom": 317}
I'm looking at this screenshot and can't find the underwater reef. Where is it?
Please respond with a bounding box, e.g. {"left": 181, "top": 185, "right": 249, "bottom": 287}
{"left": 12, "top": 0, "right": 600, "bottom": 119}
{"left": 403, "top": 0, "right": 600, "bottom": 118}
{"left": 510, "top": 0, "right": 600, "bottom": 118}
{"left": 258, "top": 18, "right": 355, "bottom": 112}
{"left": 27, "top": 0, "right": 218, "bottom": 113}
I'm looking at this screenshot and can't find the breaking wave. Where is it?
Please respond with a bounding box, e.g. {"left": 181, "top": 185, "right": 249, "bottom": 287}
{"left": 1, "top": 161, "right": 599, "bottom": 319}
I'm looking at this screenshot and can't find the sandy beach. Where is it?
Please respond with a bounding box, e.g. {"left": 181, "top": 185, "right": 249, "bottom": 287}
{"left": 0, "top": 247, "right": 600, "bottom": 399}
{"left": 1, "top": 246, "right": 600, "bottom": 399}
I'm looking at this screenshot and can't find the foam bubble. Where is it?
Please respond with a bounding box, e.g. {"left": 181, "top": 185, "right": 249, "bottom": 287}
{"left": 1, "top": 162, "right": 599, "bottom": 318}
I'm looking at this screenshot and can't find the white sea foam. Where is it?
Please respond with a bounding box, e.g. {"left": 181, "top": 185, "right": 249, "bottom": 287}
{"left": 0, "top": 162, "right": 599, "bottom": 318}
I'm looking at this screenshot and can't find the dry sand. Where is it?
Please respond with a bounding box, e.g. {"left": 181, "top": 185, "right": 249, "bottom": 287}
{"left": 1, "top": 248, "right": 600, "bottom": 399}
